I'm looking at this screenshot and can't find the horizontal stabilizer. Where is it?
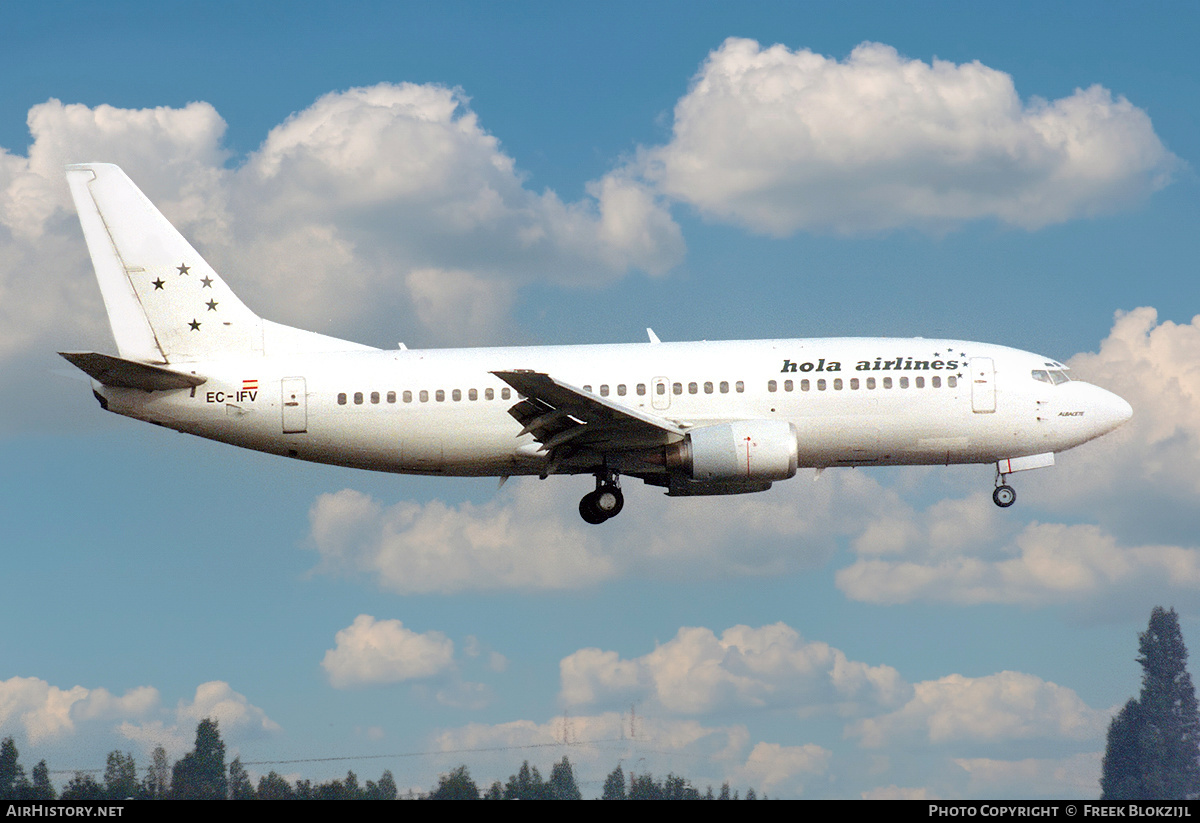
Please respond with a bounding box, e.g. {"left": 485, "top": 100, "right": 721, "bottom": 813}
{"left": 59, "top": 352, "right": 206, "bottom": 391}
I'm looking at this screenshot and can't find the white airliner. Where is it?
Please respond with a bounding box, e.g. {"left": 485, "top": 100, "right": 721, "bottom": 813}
{"left": 61, "top": 163, "right": 1132, "bottom": 523}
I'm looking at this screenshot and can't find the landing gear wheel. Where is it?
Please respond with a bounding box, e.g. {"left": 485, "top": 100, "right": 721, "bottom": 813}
{"left": 579, "top": 492, "right": 609, "bottom": 524}
{"left": 993, "top": 485, "right": 1016, "bottom": 508}
{"left": 595, "top": 486, "right": 624, "bottom": 518}
{"left": 579, "top": 472, "right": 625, "bottom": 524}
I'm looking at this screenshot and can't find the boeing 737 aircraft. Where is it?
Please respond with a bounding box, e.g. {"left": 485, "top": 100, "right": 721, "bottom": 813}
{"left": 61, "top": 164, "right": 1132, "bottom": 523}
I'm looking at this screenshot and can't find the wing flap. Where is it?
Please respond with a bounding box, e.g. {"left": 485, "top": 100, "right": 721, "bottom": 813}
{"left": 492, "top": 370, "right": 684, "bottom": 454}
{"left": 60, "top": 351, "right": 206, "bottom": 391}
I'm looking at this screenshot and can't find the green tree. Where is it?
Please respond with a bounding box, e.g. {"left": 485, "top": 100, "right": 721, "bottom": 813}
{"left": 172, "top": 718, "right": 227, "bottom": 799}
{"left": 1101, "top": 607, "right": 1200, "bottom": 800}
{"left": 364, "top": 769, "right": 397, "bottom": 801}
{"left": 548, "top": 756, "right": 582, "bottom": 800}
{"left": 256, "top": 771, "right": 295, "bottom": 800}
{"left": 142, "top": 745, "right": 170, "bottom": 799}
{"left": 104, "top": 751, "right": 139, "bottom": 800}
{"left": 0, "top": 737, "right": 27, "bottom": 800}
{"left": 601, "top": 764, "right": 626, "bottom": 800}
{"left": 228, "top": 757, "right": 255, "bottom": 800}
{"left": 30, "top": 761, "right": 55, "bottom": 800}
{"left": 429, "top": 765, "right": 479, "bottom": 800}
{"left": 60, "top": 772, "right": 104, "bottom": 801}
{"left": 503, "top": 761, "right": 546, "bottom": 800}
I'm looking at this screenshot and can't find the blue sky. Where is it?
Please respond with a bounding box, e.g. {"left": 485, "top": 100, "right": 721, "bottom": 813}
{"left": 1, "top": 0, "right": 1198, "bottom": 799}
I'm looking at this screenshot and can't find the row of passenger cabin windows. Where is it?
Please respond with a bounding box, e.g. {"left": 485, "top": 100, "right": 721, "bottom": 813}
{"left": 767, "top": 375, "right": 957, "bottom": 392}
{"left": 336, "top": 375, "right": 957, "bottom": 406}
{"left": 337, "top": 387, "right": 514, "bottom": 405}
{"left": 582, "top": 381, "right": 745, "bottom": 396}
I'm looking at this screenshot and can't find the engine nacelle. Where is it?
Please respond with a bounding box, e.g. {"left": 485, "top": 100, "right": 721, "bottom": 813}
{"left": 666, "top": 420, "right": 798, "bottom": 483}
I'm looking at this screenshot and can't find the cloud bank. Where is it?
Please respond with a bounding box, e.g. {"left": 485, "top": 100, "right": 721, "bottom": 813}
{"left": 633, "top": 38, "right": 1177, "bottom": 234}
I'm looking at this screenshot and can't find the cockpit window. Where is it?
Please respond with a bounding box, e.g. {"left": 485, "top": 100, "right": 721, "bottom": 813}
{"left": 1032, "top": 369, "right": 1071, "bottom": 385}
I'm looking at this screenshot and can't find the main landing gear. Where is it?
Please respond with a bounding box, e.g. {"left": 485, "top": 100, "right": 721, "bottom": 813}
{"left": 580, "top": 470, "right": 624, "bottom": 524}
{"left": 993, "top": 471, "right": 1016, "bottom": 508}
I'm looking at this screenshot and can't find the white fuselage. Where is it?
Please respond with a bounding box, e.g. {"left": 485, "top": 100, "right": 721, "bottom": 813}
{"left": 96, "top": 337, "right": 1132, "bottom": 479}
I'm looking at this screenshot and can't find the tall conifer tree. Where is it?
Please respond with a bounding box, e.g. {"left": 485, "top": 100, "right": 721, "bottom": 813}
{"left": 1101, "top": 607, "right": 1200, "bottom": 799}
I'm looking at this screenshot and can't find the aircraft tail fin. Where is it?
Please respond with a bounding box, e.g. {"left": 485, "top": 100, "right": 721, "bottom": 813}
{"left": 66, "top": 163, "right": 261, "bottom": 363}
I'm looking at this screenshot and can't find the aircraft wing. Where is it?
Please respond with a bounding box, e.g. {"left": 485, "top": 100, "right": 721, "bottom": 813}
{"left": 492, "top": 370, "right": 685, "bottom": 454}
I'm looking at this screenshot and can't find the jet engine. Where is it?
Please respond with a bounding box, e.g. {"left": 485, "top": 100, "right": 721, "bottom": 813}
{"left": 665, "top": 420, "right": 798, "bottom": 483}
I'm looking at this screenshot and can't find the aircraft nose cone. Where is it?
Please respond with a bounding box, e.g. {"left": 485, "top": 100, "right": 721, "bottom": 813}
{"left": 1094, "top": 387, "right": 1133, "bottom": 435}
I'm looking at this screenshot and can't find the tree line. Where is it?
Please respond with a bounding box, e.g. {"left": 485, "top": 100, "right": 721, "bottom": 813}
{"left": 11, "top": 605, "right": 1194, "bottom": 799}
{"left": 1, "top": 717, "right": 759, "bottom": 800}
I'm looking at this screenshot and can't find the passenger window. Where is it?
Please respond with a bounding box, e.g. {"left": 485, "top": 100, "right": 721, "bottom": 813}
{"left": 685, "top": 382, "right": 695, "bottom": 394}
{"left": 618, "top": 384, "right": 627, "bottom": 396}
{"left": 600, "top": 384, "right": 609, "bottom": 397}
{"left": 948, "top": 376, "right": 957, "bottom": 388}
{"left": 436, "top": 390, "right": 445, "bottom": 402}
{"left": 833, "top": 378, "right": 843, "bottom": 390}
{"left": 354, "top": 392, "right": 364, "bottom": 405}
{"left": 801, "top": 379, "right": 810, "bottom": 391}
{"left": 452, "top": 389, "right": 461, "bottom": 401}
{"left": 337, "top": 393, "right": 347, "bottom": 405}
{"left": 720, "top": 381, "right": 729, "bottom": 393}
{"left": 932, "top": 376, "right": 941, "bottom": 388}
{"left": 673, "top": 383, "right": 682, "bottom": 395}
{"left": 867, "top": 377, "right": 876, "bottom": 389}
{"left": 387, "top": 391, "right": 396, "bottom": 403}
{"left": 501, "top": 388, "right": 511, "bottom": 399}
{"left": 883, "top": 377, "right": 893, "bottom": 389}
{"left": 583, "top": 385, "right": 592, "bottom": 393}
{"left": 783, "top": 380, "right": 792, "bottom": 392}
{"left": 469, "top": 388, "right": 477, "bottom": 401}
{"left": 850, "top": 378, "right": 859, "bottom": 390}
{"left": 371, "top": 391, "right": 380, "bottom": 404}
{"left": 656, "top": 383, "right": 665, "bottom": 395}
{"left": 735, "top": 381, "right": 744, "bottom": 393}
{"left": 419, "top": 390, "right": 429, "bottom": 402}
{"left": 637, "top": 384, "right": 647, "bottom": 396}
{"left": 899, "top": 377, "right": 909, "bottom": 389}
{"left": 915, "top": 377, "right": 924, "bottom": 389}
{"left": 485, "top": 388, "right": 494, "bottom": 400}
{"left": 817, "top": 379, "right": 826, "bottom": 391}
{"left": 403, "top": 390, "right": 412, "bottom": 403}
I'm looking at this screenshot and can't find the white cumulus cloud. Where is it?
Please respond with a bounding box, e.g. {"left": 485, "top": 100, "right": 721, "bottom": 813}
{"left": 307, "top": 473, "right": 881, "bottom": 594}
{"left": 847, "top": 671, "right": 1108, "bottom": 748}
{"left": 954, "top": 752, "right": 1103, "bottom": 797}
{"left": 0, "top": 676, "right": 277, "bottom": 764}
{"left": 633, "top": 38, "right": 1177, "bottom": 234}
{"left": 322, "top": 614, "right": 456, "bottom": 688}
{"left": 559, "top": 622, "right": 909, "bottom": 716}
{"left": 733, "top": 741, "right": 831, "bottom": 795}
{"left": 0, "top": 676, "right": 157, "bottom": 744}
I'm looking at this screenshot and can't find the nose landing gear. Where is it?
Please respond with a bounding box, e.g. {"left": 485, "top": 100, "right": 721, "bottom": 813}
{"left": 580, "top": 470, "right": 624, "bottom": 524}
{"left": 993, "top": 471, "right": 1016, "bottom": 508}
